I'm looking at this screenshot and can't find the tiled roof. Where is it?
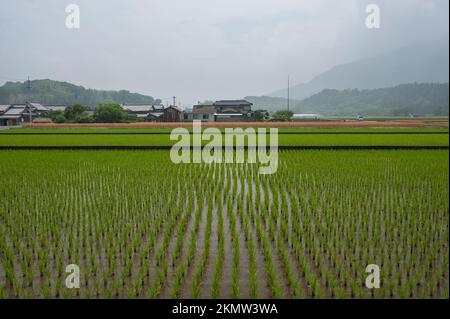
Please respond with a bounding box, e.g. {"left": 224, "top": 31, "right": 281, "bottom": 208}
{"left": 27, "top": 102, "right": 49, "bottom": 111}
{"left": 213, "top": 100, "right": 252, "bottom": 106}
{"left": 122, "top": 104, "right": 164, "bottom": 112}
{"left": 3, "top": 106, "right": 27, "bottom": 115}
{"left": 166, "top": 106, "right": 182, "bottom": 112}
{"left": 0, "top": 105, "right": 11, "bottom": 113}
{"left": 147, "top": 112, "right": 163, "bottom": 118}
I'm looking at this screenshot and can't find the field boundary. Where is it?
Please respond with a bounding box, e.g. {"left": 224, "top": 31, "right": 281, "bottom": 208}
{"left": 0, "top": 145, "right": 448, "bottom": 150}
{"left": 0, "top": 131, "right": 448, "bottom": 135}
{"left": 23, "top": 119, "right": 449, "bottom": 129}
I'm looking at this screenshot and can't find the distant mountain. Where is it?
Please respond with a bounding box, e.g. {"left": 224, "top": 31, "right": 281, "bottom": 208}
{"left": 0, "top": 79, "right": 160, "bottom": 105}
{"left": 294, "top": 83, "right": 449, "bottom": 116}
{"left": 269, "top": 45, "right": 449, "bottom": 100}
{"left": 244, "top": 96, "right": 300, "bottom": 113}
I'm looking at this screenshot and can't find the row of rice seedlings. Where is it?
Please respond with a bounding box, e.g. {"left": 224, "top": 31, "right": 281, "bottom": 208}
{"left": 170, "top": 197, "right": 203, "bottom": 297}
{"left": 238, "top": 172, "right": 258, "bottom": 298}
{"left": 190, "top": 182, "right": 214, "bottom": 298}
{"left": 210, "top": 188, "right": 225, "bottom": 298}
{"left": 244, "top": 177, "right": 282, "bottom": 298}
{"left": 227, "top": 194, "right": 240, "bottom": 299}
{"left": 147, "top": 187, "right": 186, "bottom": 298}
{"left": 169, "top": 164, "right": 211, "bottom": 298}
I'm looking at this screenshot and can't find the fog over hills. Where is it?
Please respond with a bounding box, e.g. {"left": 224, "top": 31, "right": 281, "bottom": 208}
{"left": 294, "top": 83, "right": 449, "bottom": 116}
{"left": 246, "top": 83, "right": 449, "bottom": 116}
{"left": 269, "top": 45, "right": 449, "bottom": 100}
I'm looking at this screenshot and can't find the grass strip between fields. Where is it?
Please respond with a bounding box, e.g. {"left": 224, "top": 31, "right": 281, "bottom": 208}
{"left": 1, "top": 127, "right": 448, "bottom": 134}
{"left": 0, "top": 146, "right": 448, "bottom": 151}
{"left": 0, "top": 133, "right": 448, "bottom": 147}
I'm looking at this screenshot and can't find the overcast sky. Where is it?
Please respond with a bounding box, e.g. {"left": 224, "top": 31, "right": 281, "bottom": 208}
{"left": 0, "top": 0, "right": 448, "bottom": 106}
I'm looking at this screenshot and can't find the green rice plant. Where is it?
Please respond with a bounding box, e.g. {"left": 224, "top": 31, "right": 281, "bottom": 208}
{"left": 211, "top": 204, "right": 225, "bottom": 299}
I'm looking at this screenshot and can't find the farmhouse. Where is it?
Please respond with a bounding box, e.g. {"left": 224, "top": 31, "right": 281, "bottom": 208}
{"left": 0, "top": 102, "right": 49, "bottom": 126}
{"left": 190, "top": 100, "right": 253, "bottom": 122}
{"left": 121, "top": 104, "right": 183, "bottom": 122}
{"left": 213, "top": 100, "right": 253, "bottom": 122}
{"left": 121, "top": 104, "right": 164, "bottom": 119}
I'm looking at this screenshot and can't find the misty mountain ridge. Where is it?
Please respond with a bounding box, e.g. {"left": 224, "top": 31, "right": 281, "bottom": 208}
{"left": 0, "top": 79, "right": 160, "bottom": 105}
{"left": 295, "top": 83, "right": 449, "bottom": 116}
{"left": 269, "top": 45, "right": 449, "bottom": 100}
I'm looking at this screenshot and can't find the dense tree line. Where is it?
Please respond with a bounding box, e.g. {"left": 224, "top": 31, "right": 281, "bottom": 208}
{"left": 48, "top": 104, "right": 129, "bottom": 123}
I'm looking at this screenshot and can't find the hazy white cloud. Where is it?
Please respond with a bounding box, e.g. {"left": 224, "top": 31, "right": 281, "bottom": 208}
{"left": 0, "top": 0, "right": 448, "bottom": 105}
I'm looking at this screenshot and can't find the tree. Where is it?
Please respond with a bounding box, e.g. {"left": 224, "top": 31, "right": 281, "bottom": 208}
{"left": 253, "top": 109, "right": 269, "bottom": 121}
{"left": 49, "top": 110, "right": 65, "bottom": 122}
{"left": 94, "top": 104, "right": 128, "bottom": 123}
{"left": 75, "top": 115, "right": 94, "bottom": 123}
{"left": 54, "top": 114, "right": 66, "bottom": 123}
{"left": 64, "top": 104, "right": 87, "bottom": 121}
{"left": 272, "top": 109, "right": 294, "bottom": 121}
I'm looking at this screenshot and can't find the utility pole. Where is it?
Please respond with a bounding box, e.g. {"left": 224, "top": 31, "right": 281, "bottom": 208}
{"left": 27, "top": 76, "right": 32, "bottom": 124}
{"left": 287, "top": 75, "right": 290, "bottom": 111}
{"left": 173, "top": 96, "right": 176, "bottom": 107}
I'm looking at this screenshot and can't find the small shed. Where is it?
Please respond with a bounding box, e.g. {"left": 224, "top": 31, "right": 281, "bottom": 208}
{"left": 161, "top": 106, "right": 183, "bottom": 122}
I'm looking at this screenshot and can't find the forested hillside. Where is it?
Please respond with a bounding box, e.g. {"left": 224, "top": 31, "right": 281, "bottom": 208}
{"left": 0, "top": 79, "right": 160, "bottom": 105}
{"left": 295, "top": 83, "right": 449, "bottom": 116}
